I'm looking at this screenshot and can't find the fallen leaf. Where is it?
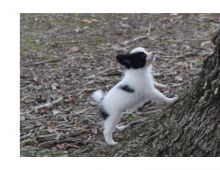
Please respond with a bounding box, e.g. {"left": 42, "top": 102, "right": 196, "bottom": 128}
{"left": 57, "top": 143, "right": 65, "bottom": 149}
{"left": 52, "top": 109, "right": 60, "bottom": 115}
{"left": 200, "top": 41, "right": 214, "bottom": 50}
{"left": 175, "top": 75, "right": 183, "bottom": 82}
{"left": 51, "top": 83, "right": 59, "bottom": 90}
{"left": 20, "top": 115, "right": 25, "bottom": 121}
{"left": 33, "top": 76, "right": 38, "bottom": 82}
{"left": 81, "top": 19, "right": 93, "bottom": 24}
{"left": 69, "top": 46, "right": 80, "bottom": 53}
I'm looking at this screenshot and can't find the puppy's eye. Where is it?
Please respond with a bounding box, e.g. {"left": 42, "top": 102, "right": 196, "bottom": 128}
{"left": 140, "top": 53, "right": 146, "bottom": 59}
{"left": 130, "top": 52, "right": 146, "bottom": 60}
{"left": 145, "top": 53, "right": 148, "bottom": 58}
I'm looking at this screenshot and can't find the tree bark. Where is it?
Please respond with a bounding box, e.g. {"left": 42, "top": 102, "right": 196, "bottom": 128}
{"left": 85, "top": 30, "right": 220, "bottom": 157}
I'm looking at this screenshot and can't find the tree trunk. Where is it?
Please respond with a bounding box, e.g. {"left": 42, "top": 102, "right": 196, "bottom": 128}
{"left": 86, "top": 30, "right": 220, "bottom": 157}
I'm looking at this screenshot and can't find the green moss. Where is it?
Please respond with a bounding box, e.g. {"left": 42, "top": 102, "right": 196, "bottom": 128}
{"left": 37, "top": 54, "right": 55, "bottom": 61}
{"left": 49, "top": 17, "right": 66, "bottom": 26}
{"left": 194, "top": 58, "right": 204, "bottom": 65}
{"left": 20, "top": 145, "right": 70, "bottom": 157}
{"left": 95, "top": 36, "right": 105, "bottom": 44}
{"left": 23, "top": 35, "right": 42, "bottom": 50}
{"left": 122, "top": 114, "right": 136, "bottom": 124}
{"left": 20, "top": 34, "right": 44, "bottom": 57}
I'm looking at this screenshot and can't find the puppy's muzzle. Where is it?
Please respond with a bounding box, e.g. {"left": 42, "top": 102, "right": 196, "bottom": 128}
{"left": 147, "top": 52, "right": 155, "bottom": 63}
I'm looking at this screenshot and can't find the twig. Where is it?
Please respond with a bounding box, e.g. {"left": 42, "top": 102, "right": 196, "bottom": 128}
{"left": 121, "top": 35, "right": 149, "bottom": 45}
{"left": 117, "top": 117, "right": 149, "bottom": 131}
{"left": 20, "top": 95, "right": 30, "bottom": 102}
{"left": 76, "top": 87, "right": 96, "bottom": 97}
{"left": 176, "top": 52, "right": 198, "bottom": 59}
{"left": 118, "top": 109, "right": 162, "bottom": 131}
{"left": 84, "top": 68, "right": 111, "bottom": 79}
{"left": 21, "top": 96, "right": 63, "bottom": 115}
{"left": 126, "top": 118, "right": 148, "bottom": 126}
{"left": 24, "top": 58, "right": 62, "bottom": 67}
{"left": 147, "top": 23, "right": 152, "bottom": 36}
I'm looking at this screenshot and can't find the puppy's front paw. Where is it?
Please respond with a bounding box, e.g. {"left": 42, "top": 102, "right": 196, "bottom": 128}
{"left": 106, "top": 141, "right": 118, "bottom": 145}
{"left": 104, "top": 133, "right": 119, "bottom": 145}
{"left": 168, "top": 96, "right": 178, "bottom": 104}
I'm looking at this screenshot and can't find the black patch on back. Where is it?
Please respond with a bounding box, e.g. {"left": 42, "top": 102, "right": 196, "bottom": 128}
{"left": 116, "top": 52, "right": 146, "bottom": 69}
{"left": 99, "top": 106, "right": 109, "bottom": 120}
{"left": 119, "top": 85, "right": 135, "bottom": 93}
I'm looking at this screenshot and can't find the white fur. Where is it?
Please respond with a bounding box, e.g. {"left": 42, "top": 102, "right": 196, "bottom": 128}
{"left": 92, "top": 47, "right": 178, "bottom": 145}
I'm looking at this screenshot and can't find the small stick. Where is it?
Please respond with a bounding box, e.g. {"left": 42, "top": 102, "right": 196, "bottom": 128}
{"left": 121, "top": 36, "right": 149, "bottom": 45}
{"left": 85, "top": 68, "right": 111, "bottom": 79}
{"left": 147, "top": 23, "right": 152, "bottom": 36}
{"left": 21, "top": 96, "right": 63, "bottom": 115}
{"left": 24, "top": 58, "right": 62, "bottom": 67}
{"left": 116, "top": 117, "right": 149, "bottom": 131}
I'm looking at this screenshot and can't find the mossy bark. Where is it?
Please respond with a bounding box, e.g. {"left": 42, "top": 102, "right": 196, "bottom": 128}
{"left": 147, "top": 30, "right": 220, "bottom": 156}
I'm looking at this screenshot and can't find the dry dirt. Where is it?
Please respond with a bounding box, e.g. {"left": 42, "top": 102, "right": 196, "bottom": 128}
{"left": 20, "top": 13, "right": 220, "bottom": 156}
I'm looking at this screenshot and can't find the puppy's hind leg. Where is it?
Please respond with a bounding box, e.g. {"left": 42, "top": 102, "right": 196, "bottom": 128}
{"left": 103, "top": 112, "right": 121, "bottom": 145}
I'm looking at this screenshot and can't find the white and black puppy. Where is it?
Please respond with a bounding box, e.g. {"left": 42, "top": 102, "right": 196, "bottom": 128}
{"left": 92, "top": 47, "right": 178, "bottom": 145}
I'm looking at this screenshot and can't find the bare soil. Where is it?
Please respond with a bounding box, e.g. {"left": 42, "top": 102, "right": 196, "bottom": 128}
{"left": 20, "top": 14, "right": 220, "bottom": 156}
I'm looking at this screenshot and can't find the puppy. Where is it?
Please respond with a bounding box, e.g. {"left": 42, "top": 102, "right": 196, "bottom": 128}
{"left": 92, "top": 47, "right": 178, "bottom": 145}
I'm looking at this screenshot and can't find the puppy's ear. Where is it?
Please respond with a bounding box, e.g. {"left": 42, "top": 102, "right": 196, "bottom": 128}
{"left": 116, "top": 54, "right": 131, "bottom": 69}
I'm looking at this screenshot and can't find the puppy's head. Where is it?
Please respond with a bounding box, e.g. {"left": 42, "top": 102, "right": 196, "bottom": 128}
{"left": 116, "top": 47, "right": 154, "bottom": 69}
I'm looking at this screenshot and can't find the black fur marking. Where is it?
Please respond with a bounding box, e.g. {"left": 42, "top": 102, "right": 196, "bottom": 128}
{"left": 119, "top": 85, "right": 135, "bottom": 93}
{"left": 116, "top": 52, "right": 146, "bottom": 69}
{"left": 99, "top": 107, "right": 109, "bottom": 120}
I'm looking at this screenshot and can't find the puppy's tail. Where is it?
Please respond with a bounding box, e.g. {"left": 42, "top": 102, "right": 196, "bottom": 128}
{"left": 91, "top": 90, "right": 105, "bottom": 103}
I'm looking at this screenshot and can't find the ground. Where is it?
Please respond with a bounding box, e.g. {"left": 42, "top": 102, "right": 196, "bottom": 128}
{"left": 20, "top": 14, "right": 220, "bottom": 156}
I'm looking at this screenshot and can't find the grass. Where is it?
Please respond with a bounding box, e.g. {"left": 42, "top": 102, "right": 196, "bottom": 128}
{"left": 95, "top": 36, "right": 105, "bottom": 44}
{"left": 20, "top": 34, "right": 44, "bottom": 57}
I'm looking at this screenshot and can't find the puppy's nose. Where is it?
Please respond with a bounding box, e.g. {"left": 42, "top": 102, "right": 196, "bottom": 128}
{"left": 147, "top": 52, "right": 155, "bottom": 61}
{"left": 148, "top": 52, "right": 153, "bottom": 57}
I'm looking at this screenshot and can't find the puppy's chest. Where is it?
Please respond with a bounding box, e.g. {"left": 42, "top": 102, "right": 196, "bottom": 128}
{"left": 133, "top": 76, "right": 152, "bottom": 89}
{"left": 128, "top": 79, "right": 151, "bottom": 99}
{"left": 121, "top": 73, "right": 154, "bottom": 97}
{"left": 134, "top": 83, "right": 149, "bottom": 99}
